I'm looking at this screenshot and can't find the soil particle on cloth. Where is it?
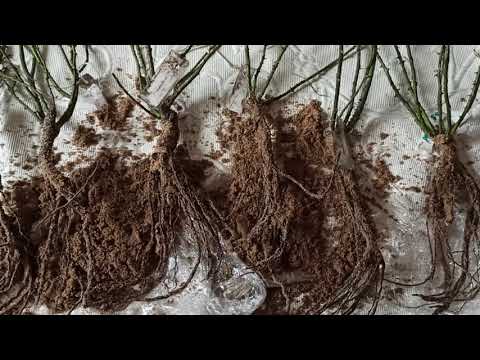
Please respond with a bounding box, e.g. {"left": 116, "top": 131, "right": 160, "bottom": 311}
{"left": 72, "top": 125, "right": 99, "bottom": 148}
{"left": 404, "top": 186, "right": 422, "bottom": 193}
{"left": 89, "top": 94, "right": 134, "bottom": 131}
{"left": 372, "top": 159, "right": 401, "bottom": 198}
{"left": 380, "top": 132, "right": 389, "bottom": 140}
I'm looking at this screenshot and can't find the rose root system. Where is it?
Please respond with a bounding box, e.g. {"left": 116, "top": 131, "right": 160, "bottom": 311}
{"left": 222, "top": 99, "right": 295, "bottom": 282}
{"left": 27, "top": 111, "right": 228, "bottom": 314}
{"left": 221, "top": 101, "right": 384, "bottom": 314}
{"left": 417, "top": 135, "right": 480, "bottom": 314}
{"left": 0, "top": 192, "right": 34, "bottom": 315}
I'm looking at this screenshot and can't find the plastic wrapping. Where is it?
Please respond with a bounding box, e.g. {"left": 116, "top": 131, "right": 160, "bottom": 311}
{"left": 227, "top": 65, "right": 249, "bottom": 113}
{"left": 143, "top": 50, "right": 189, "bottom": 106}
{"left": 0, "top": 88, "right": 10, "bottom": 131}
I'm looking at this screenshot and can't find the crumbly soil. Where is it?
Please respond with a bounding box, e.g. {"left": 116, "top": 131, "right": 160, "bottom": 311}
{"left": 72, "top": 125, "right": 99, "bottom": 148}
{"left": 216, "top": 100, "right": 383, "bottom": 314}
{"left": 372, "top": 158, "right": 401, "bottom": 198}
{"left": 30, "top": 151, "right": 171, "bottom": 313}
{"left": 0, "top": 179, "right": 40, "bottom": 314}
{"left": 219, "top": 101, "right": 294, "bottom": 274}
{"left": 3, "top": 143, "right": 215, "bottom": 314}
{"left": 88, "top": 94, "right": 134, "bottom": 131}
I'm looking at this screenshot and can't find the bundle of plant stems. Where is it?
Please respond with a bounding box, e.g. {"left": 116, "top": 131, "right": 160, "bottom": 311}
{"left": 378, "top": 45, "right": 480, "bottom": 314}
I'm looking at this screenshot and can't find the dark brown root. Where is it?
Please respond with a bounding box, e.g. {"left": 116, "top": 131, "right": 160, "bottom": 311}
{"left": 222, "top": 99, "right": 294, "bottom": 278}
{"left": 306, "top": 166, "right": 385, "bottom": 315}
{"left": 285, "top": 102, "right": 384, "bottom": 315}
{"left": 416, "top": 135, "right": 480, "bottom": 314}
{"left": 0, "top": 187, "right": 33, "bottom": 315}
{"left": 149, "top": 116, "right": 228, "bottom": 285}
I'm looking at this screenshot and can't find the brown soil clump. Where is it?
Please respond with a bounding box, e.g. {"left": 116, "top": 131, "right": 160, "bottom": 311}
{"left": 90, "top": 94, "right": 134, "bottom": 131}
{"left": 217, "top": 100, "right": 384, "bottom": 314}
{"left": 220, "top": 99, "right": 294, "bottom": 277}
{"left": 4, "top": 112, "right": 228, "bottom": 314}
{"left": 72, "top": 125, "right": 99, "bottom": 148}
{"left": 0, "top": 179, "right": 37, "bottom": 314}
{"left": 30, "top": 151, "right": 176, "bottom": 313}
{"left": 372, "top": 158, "right": 400, "bottom": 198}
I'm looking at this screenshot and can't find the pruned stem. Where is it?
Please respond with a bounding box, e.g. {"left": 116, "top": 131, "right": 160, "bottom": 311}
{"left": 78, "top": 45, "right": 90, "bottom": 74}
{"left": 265, "top": 45, "right": 358, "bottom": 104}
{"left": 118, "top": 45, "right": 221, "bottom": 120}
{"left": 377, "top": 49, "right": 435, "bottom": 137}
{"left": 111, "top": 73, "right": 161, "bottom": 118}
{"left": 331, "top": 45, "right": 344, "bottom": 130}
{"left": 443, "top": 45, "right": 452, "bottom": 132}
{"left": 130, "top": 45, "right": 144, "bottom": 86}
{"left": 451, "top": 51, "right": 480, "bottom": 134}
{"left": 343, "top": 45, "right": 362, "bottom": 123}
{"left": 253, "top": 45, "right": 267, "bottom": 95}
{"left": 163, "top": 45, "right": 221, "bottom": 110}
{"left": 406, "top": 45, "right": 419, "bottom": 101}
{"left": 245, "top": 45, "right": 252, "bottom": 95}
{"left": 437, "top": 46, "right": 445, "bottom": 133}
{"left": 19, "top": 46, "right": 45, "bottom": 118}
{"left": 345, "top": 45, "right": 377, "bottom": 132}
{"left": 259, "top": 45, "right": 288, "bottom": 100}
{"left": 30, "top": 45, "right": 71, "bottom": 98}
{"left": 393, "top": 45, "right": 416, "bottom": 102}
{"left": 179, "top": 45, "right": 193, "bottom": 58}
{"left": 146, "top": 45, "right": 155, "bottom": 78}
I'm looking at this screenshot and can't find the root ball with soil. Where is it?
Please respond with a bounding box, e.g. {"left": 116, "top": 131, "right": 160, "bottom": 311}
{"left": 0, "top": 45, "right": 227, "bottom": 314}
{"left": 219, "top": 45, "right": 384, "bottom": 314}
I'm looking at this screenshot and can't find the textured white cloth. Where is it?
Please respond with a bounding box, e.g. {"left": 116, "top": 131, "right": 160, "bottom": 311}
{"left": 1, "top": 45, "right": 480, "bottom": 314}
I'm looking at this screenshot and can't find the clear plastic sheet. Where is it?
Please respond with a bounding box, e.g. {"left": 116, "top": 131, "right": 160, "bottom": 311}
{"left": 143, "top": 50, "right": 189, "bottom": 106}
